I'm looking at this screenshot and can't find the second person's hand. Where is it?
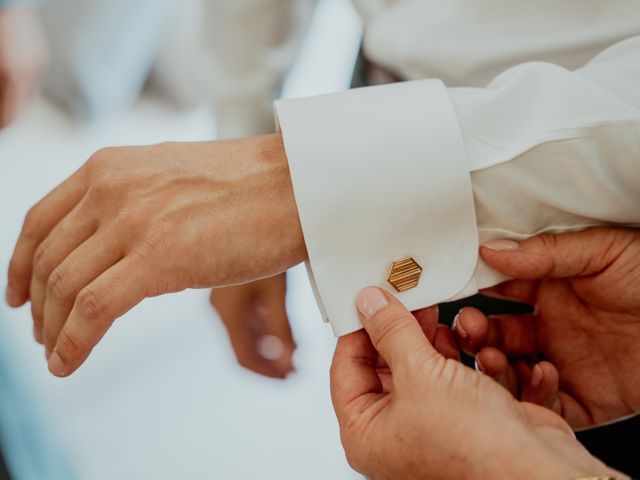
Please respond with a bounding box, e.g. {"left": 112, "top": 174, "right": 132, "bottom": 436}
{"left": 454, "top": 227, "right": 640, "bottom": 429}
{"left": 331, "top": 287, "right": 624, "bottom": 479}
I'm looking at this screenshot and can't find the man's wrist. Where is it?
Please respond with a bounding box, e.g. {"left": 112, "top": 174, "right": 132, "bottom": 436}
{"left": 257, "top": 132, "right": 308, "bottom": 268}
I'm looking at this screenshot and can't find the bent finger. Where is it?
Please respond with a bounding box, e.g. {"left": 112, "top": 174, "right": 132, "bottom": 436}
{"left": 356, "top": 287, "right": 438, "bottom": 373}
{"left": 7, "top": 168, "right": 89, "bottom": 306}
{"left": 475, "top": 347, "right": 518, "bottom": 396}
{"left": 42, "top": 231, "right": 122, "bottom": 358}
{"left": 29, "top": 202, "right": 98, "bottom": 342}
{"left": 480, "top": 278, "right": 538, "bottom": 305}
{"left": 454, "top": 308, "right": 538, "bottom": 358}
{"left": 254, "top": 275, "right": 296, "bottom": 375}
{"left": 480, "top": 228, "right": 637, "bottom": 280}
{"left": 47, "top": 256, "right": 149, "bottom": 377}
{"left": 517, "top": 361, "right": 560, "bottom": 412}
{"left": 433, "top": 325, "right": 460, "bottom": 361}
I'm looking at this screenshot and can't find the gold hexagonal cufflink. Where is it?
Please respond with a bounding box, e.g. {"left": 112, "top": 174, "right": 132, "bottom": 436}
{"left": 387, "top": 257, "right": 422, "bottom": 292}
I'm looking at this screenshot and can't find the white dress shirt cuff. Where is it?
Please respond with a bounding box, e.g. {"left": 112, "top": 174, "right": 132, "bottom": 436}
{"left": 275, "top": 79, "right": 478, "bottom": 335}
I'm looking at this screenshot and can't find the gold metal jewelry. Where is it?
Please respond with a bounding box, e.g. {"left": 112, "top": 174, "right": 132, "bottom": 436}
{"left": 387, "top": 257, "right": 422, "bottom": 292}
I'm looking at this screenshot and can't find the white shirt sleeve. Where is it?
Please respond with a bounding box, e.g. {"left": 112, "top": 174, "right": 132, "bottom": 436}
{"left": 207, "top": 0, "right": 317, "bottom": 139}
{"left": 275, "top": 35, "right": 640, "bottom": 336}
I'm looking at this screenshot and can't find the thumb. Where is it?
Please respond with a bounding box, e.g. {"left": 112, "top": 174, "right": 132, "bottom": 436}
{"left": 355, "top": 287, "right": 439, "bottom": 371}
{"left": 480, "top": 227, "right": 633, "bottom": 280}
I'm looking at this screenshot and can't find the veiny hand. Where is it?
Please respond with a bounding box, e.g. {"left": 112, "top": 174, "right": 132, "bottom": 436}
{"left": 210, "top": 273, "right": 296, "bottom": 379}
{"left": 6, "top": 133, "right": 307, "bottom": 377}
{"left": 0, "top": 5, "right": 47, "bottom": 129}
{"left": 331, "top": 286, "right": 624, "bottom": 480}
{"left": 453, "top": 228, "right": 640, "bottom": 429}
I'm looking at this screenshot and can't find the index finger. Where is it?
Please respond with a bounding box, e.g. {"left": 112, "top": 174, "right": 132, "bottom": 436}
{"left": 6, "top": 166, "right": 88, "bottom": 306}
{"left": 330, "top": 330, "right": 383, "bottom": 423}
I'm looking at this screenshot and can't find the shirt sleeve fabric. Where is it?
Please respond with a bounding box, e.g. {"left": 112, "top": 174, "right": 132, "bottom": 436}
{"left": 275, "top": 35, "right": 640, "bottom": 336}
{"left": 205, "top": 0, "right": 317, "bottom": 139}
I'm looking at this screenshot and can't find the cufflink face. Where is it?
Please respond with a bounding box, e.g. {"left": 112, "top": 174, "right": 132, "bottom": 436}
{"left": 387, "top": 257, "right": 422, "bottom": 292}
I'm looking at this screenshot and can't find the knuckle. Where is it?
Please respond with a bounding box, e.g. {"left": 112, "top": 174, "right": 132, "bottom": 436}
{"left": 58, "top": 329, "right": 89, "bottom": 357}
{"left": 87, "top": 176, "right": 118, "bottom": 201}
{"left": 33, "top": 244, "right": 55, "bottom": 280}
{"left": 87, "top": 147, "right": 115, "bottom": 166}
{"left": 134, "top": 221, "right": 174, "bottom": 254}
{"left": 76, "top": 287, "right": 104, "bottom": 320}
{"left": 370, "top": 312, "right": 410, "bottom": 348}
{"left": 115, "top": 205, "right": 144, "bottom": 230}
{"left": 537, "top": 233, "right": 559, "bottom": 251}
{"left": 47, "top": 268, "right": 68, "bottom": 299}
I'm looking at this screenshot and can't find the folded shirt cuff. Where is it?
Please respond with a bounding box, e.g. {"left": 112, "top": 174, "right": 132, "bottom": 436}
{"left": 275, "top": 79, "right": 478, "bottom": 335}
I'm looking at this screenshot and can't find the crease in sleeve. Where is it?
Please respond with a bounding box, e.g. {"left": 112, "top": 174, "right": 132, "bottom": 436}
{"left": 275, "top": 79, "right": 478, "bottom": 336}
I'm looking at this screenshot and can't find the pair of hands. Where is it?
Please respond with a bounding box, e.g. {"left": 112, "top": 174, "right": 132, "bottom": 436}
{"left": 0, "top": 5, "right": 46, "bottom": 129}
{"left": 330, "top": 228, "right": 640, "bottom": 479}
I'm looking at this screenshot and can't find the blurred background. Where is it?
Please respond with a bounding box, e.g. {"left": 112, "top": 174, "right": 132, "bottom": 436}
{"left": 0, "top": 0, "right": 363, "bottom": 478}
{"left": 4, "top": 1, "right": 637, "bottom": 478}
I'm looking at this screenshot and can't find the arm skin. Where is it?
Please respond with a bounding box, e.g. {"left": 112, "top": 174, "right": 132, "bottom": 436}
{"left": 6, "top": 133, "right": 306, "bottom": 376}
{"left": 330, "top": 286, "right": 626, "bottom": 480}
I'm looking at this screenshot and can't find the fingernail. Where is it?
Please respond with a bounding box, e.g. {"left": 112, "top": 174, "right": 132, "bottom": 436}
{"left": 356, "top": 287, "right": 388, "bottom": 320}
{"left": 452, "top": 313, "right": 467, "bottom": 338}
{"left": 48, "top": 351, "right": 66, "bottom": 377}
{"left": 531, "top": 364, "right": 544, "bottom": 388}
{"left": 5, "top": 286, "right": 20, "bottom": 306}
{"left": 475, "top": 357, "right": 485, "bottom": 373}
{"left": 482, "top": 240, "right": 520, "bottom": 251}
{"left": 258, "top": 335, "right": 286, "bottom": 362}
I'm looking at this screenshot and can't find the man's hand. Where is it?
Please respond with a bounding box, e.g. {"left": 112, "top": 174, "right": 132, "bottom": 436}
{"left": 331, "top": 287, "right": 623, "bottom": 480}
{"left": 211, "top": 274, "right": 296, "bottom": 379}
{"left": 6, "top": 134, "right": 307, "bottom": 377}
{"left": 453, "top": 228, "right": 640, "bottom": 429}
{"left": 0, "top": 5, "right": 47, "bottom": 129}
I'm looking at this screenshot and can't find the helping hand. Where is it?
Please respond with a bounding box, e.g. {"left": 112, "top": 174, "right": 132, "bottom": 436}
{"left": 331, "top": 286, "right": 623, "bottom": 480}
{"left": 454, "top": 228, "right": 640, "bottom": 429}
